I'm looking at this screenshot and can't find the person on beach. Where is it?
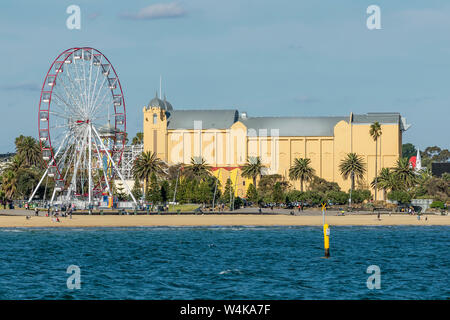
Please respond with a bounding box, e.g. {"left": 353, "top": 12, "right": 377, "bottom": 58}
{"left": 34, "top": 207, "right": 38, "bottom": 216}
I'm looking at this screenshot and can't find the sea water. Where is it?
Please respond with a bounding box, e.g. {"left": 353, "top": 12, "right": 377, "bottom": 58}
{"left": 0, "top": 226, "right": 448, "bottom": 299}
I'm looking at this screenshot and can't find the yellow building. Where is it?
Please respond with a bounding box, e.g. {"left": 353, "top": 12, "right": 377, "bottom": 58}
{"left": 143, "top": 94, "right": 410, "bottom": 200}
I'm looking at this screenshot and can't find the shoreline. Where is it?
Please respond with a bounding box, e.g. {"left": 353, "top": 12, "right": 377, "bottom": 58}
{"left": 0, "top": 214, "right": 449, "bottom": 228}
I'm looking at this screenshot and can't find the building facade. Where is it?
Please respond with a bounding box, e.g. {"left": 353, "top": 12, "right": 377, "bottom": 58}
{"left": 143, "top": 94, "right": 410, "bottom": 200}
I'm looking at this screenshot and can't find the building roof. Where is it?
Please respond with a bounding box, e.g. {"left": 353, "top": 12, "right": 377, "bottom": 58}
{"left": 241, "top": 116, "right": 347, "bottom": 136}
{"left": 352, "top": 112, "right": 400, "bottom": 125}
{"left": 148, "top": 92, "right": 173, "bottom": 110}
{"left": 166, "top": 109, "right": 239, "bottom": 130}
{"left": 163, "top": 108, "right": 405, "bottom": 136}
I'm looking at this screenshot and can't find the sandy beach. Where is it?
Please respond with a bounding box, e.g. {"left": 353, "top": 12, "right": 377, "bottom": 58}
{"left": 0, "top": 213, "right": 448, "bottom": 228}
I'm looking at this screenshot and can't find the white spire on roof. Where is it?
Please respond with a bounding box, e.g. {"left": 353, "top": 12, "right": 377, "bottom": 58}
{"left": 416, "top": 149, "right": 422, "bottom": 172}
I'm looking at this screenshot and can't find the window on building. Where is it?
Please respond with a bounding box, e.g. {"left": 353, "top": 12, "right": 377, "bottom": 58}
{"left": 153, "top": 113, "right": 157, "bottom": 124}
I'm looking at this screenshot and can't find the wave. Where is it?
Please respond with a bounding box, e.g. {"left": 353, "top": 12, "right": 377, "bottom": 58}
{"left": 219, "top": 269, "right": 242, "bottom": 275}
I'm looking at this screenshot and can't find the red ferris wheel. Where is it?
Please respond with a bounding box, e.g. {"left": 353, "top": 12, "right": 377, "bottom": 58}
{"left": 30, "top": 47, "right": 136, "bottom": 205}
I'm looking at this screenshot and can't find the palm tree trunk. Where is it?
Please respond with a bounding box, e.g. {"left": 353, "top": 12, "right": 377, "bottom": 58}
{"left": 300, "top": 178, "right": 304, "bottom": 192}
{"left": 374, "top": 139, "right": 378, "bottom": 201}
{"left": 143, "top": 178, "right": 148, "bottom": 201}
{"left": 350, "top": 171, "right": 354, "bottom": 208}
{"left": 253, "top": 176, "right": 257, "bottom": 188}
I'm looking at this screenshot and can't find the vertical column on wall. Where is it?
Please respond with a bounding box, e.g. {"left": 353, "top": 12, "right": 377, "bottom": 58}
{"left": 271, "top": 129, "right": 279, "bottom": 174}
{"left": 153, "top": 129, "right": 157, "bottom": 154}
{"left": 350, "top": 112, "right": 353, "bottom": 153}
{"left": 319, "top": 138, "right": 323, "bottom": 178}
{"left": 194, "top": 120, "right": 202, "bottom": 160}
{"left": 165, "top": 129, "right": 168, "bottom": 163}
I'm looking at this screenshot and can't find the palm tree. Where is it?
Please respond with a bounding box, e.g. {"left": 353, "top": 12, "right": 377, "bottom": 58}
{"left": 369, "top": 122, "right": 382, "bottom": 200}
{"left": 6, "top": 155, "right": 25, "bottom": 173}
{"left": 391, "top": 158, "right": 417, "bottom": 190}
{"left": 131, "top": 132, "right": 144, "bottom": 145}
{"left": 15, "top": 135, "right": 42, "bottom": 168}
{"left": 1, "top": 170, "right": 17, "bottom": 200}
{"left": 371, "top": 167, "right": 391, "bottom": 200}
{"left": 183, "top": 157, "right": 212, "bottom": 181}
{"left": 241, "top": 156, "right": 265, "bottom": 187}
{"left": 289, "top": 158, "right": 315, "bottom": 192}
{"left": 339, "top": 153, "right": 367, "bottom": 207}
{"left": 132, "top": 151, "right": 167, "bottom": 197}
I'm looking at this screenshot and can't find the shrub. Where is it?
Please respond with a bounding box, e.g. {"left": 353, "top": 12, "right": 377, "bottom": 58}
{"left": 286, "top": 190, "right": 303, "bottom": 203}
{"left": 302, "top": 191, "right": 325, "bottom": 206}
{"left": 310, "top": 176, "right": 340, "bottom": 193}
{"left": 351, "top": 189, "right": 372, "bottom": 204}
{"left": 387, "top": 190, "right": 412, "bottom": 204}
{"left": 430, "top": 201, "right": 445, "bottom": 210}
{"left": 326, "top": 191, "right": 349, "bottom": 205}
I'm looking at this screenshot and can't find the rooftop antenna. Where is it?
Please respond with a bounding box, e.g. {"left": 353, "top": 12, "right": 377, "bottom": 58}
{"left": 159, "top": 75, "right": 162, "bottom": 99}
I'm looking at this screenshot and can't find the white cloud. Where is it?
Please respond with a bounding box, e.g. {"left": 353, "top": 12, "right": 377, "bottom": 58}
{"left": 0, "top": 83, "right": 40, "bottom": 91}
{"left": 120, "top": 2, "right": 186, "bottom": 20}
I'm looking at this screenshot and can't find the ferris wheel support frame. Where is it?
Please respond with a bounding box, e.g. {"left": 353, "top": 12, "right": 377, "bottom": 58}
{"left": 27, "top": 132, "right": 70, "bottom": 203}
{"left": 92, "top": 125, "right": 137, "bottom": 205}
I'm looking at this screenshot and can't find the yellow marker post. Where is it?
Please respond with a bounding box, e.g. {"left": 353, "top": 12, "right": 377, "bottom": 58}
{"left": 321, "top": 203, "right": 330, "bottom": 258}
{"left": 323, "top": 224, "right": 330, "bottom": 258}
{"left": 321, "top": 202, "right": 327, "bottom": 226}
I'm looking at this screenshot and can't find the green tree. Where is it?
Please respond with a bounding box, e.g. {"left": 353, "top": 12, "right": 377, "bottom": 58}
{"left": 339, "top": 153, "right": 367, "bottom": 206}
{"left": 197, "top": 180, "right": 212, "bottom": 204}
{"left": 160, "top": 180, "right": 169, "bottom": 203}
{"left": 241, "top": 156, "right": 265, "bottom": 187}
{"left": 369, "top": 122, "right": 382, "bottom": 200}
{"left": 309, "top": 176, "right": 340, "bottom": 193}
{"left": 392, "top": 158, "right": 417, "bottom": 190}
{"left": 326, "top": 190, "right": 349, "bottom": 205}
{"left": 131, "top": 132, "right": 143, "bottom": 145}
{"left": 15, "top": 135, "right": 42, "bottom": 168}
{"left": 131, "top": 177, "right": 143, "bottom": 200}
{"left": 371, "top": 167, "right": 392, "bottom": 200}
{"left": 387, "top": 190, "right": 412, "bottom": 204}
{"left": 132, "top": 151, "right": 167, "bottom": 198}
{"left": 289, "top": 158, "right": 315, "bottom": 192}
{"left": 402, "top": 143, "right": 417, "bottom": 159}
{"left": 272, "top": 182, "right": 285, "bottom": 204}
{"left": 183, "top": 157, "right": 212, "bottom": 181}
{"left": 351, "top": 189, "right": 372, "bottom": 204}
{"left": 1, "top": 170, "right": 17, "bottom": 200}
{"left": 146, "top": 173, "right": 162, "bottom": 203}
{"left": 246, "top": 183, "right": 258, "bottom": 203}
{"left": 221, "top": 178, "right": 234, "bottom": 208}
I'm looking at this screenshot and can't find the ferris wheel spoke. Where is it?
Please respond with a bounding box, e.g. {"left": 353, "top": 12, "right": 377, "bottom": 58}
{"left": 66, "top": 60, "right": 88, "bottom": 116}
{"left": 52, "top": 85, "right": 84, "bottom": 119}
{"left": 80, "top": 57, "right": 90, "bottom": 117}
{"left": 91, "top": 90, "right": 113, "bottom": 121}
{"left": 58, "top": 67, "right": 85, "bottom": 114}
{"left": 72, "top": 58, "right": 89, "bottom": 114}
{"left": 88, "top": 58, "right": 102, "bottom": 115}
{"left": 86, "top": 53, "right": 95, "bottom": 120}
{"left": 88, "top": 70, "right": 109, "bottom": 117}
{"left": 49, "top": 111, "right": 73, "bottom": 121}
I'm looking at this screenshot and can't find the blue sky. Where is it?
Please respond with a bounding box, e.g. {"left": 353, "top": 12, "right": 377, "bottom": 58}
{"left": 0, "top": 0, "right": 449, "bottom": 152}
